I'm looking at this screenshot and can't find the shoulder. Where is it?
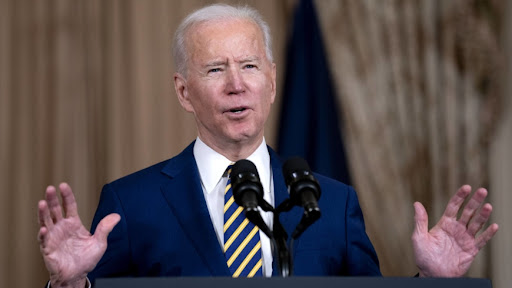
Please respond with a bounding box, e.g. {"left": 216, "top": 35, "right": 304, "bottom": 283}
{"left": 267, "top": 146, "right": 357, "bottom": 205}
{"left": 315, "top": 173, "right": 355, "bottom": 196}
{"left": 106, "top": 142, "right": 196, "bottom": 192}
{"left": 107, "top": 158, "right": 170, "bottom": 189}
{"left": 314, "top": 173, "right": 358, "bottom": 210}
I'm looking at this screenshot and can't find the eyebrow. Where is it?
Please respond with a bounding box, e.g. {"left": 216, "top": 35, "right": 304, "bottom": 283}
{"left": 204, "top": 56, "right": 261, "bottom": 67}
{"left": 239, "top": 56, "right": 260, "bottom": 63}
{"left": 204, "top": 60, "right": 227, "bottom": 67}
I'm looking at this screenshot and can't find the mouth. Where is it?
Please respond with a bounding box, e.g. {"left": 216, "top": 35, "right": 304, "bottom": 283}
{"left": 229, "top": 107, "right": 247, "bottom": 114}
{"left": 226, "top": 106, "right": 249, "bottom": 114}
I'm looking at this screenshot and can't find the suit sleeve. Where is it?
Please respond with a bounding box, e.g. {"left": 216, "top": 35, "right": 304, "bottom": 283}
{"left": 345, "top": 186, "right": 381, "bottom": 276}
{"left": 87, "top": 184, "right": 134, "bottom": 283}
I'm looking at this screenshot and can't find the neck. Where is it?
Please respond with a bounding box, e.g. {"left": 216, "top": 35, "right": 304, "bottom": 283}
{"left": 198, "top": 135, "right": 264, "bottom": 161}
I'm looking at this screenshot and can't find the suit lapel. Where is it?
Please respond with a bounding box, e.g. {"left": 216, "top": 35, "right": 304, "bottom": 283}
{"left": 160, "top": 143, "right": 230, "bottom": 276}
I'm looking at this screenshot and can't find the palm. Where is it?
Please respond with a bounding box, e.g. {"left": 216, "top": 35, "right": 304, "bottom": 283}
{"left": 41, "top": 217, "right": 102, "bottom": 281}
{"left": 414, "top": 214, "right": 479, "bottom": 276}
{"left": 38, "top": 183, "right": 120, "bottom": 287}
{"left": 412, "top": 185, "right": 498, "bottom": 277}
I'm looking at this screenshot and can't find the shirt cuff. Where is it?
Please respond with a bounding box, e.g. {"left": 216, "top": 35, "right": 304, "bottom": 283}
{"left": 46, "top": 277, "right": 91, "bottom": 288}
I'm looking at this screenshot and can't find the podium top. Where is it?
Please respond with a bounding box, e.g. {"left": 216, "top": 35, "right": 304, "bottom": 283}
{"left": 95, "top": 276, "right": 492, "bottom": 288}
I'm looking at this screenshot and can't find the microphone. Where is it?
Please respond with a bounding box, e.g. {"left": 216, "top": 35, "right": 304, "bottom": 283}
{"left": 230, "top": 159, "right": 273, "bottom": 238}
{"left": 282, "top": 157, "right": 321, "bottom": 238}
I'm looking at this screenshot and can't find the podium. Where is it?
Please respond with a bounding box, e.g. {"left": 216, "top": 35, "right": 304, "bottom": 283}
{"left": 95, "top": 277, "right": 492, "bottom": 288}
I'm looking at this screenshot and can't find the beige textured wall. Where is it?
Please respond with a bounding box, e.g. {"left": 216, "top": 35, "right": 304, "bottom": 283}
{"left": 316, "top": 0, "right": 507, "bottom": 279}
{"left": 0, "top": 0, "right": 509, "bottom": 287}
{"left": 490, "top": 0, "right": 512, "bottom": 286}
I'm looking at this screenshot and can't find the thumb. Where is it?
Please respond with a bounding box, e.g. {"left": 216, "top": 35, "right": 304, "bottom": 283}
{"left": 413, "top": 202, "right": 428, "bottom": 235}
{"left": 94, "top": 213, "right": 121, "bottom": 243}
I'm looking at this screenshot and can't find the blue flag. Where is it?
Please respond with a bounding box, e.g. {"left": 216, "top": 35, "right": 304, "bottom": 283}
{"left": 277, "top": 0, "right": 351, "bottom": 185}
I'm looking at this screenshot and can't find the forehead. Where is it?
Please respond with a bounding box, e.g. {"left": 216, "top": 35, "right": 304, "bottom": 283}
{"left": 185, "top": 18, "right": 266, "bottom": 62}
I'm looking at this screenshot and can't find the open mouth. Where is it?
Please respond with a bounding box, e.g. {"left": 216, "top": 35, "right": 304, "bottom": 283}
{"left": 229, "top": 107, "right": 247, "bottom": 114}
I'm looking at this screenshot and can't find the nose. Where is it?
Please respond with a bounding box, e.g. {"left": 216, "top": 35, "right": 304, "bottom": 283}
{"left": 225, "top": 67, "right": 245, "bottom": 95}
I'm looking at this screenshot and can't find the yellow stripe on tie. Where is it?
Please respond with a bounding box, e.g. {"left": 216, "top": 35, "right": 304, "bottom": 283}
{"left": 224, "top": 196, "right": 235, "bottom": 213}
{"left": 227, "top": 227, "right": 259, "bottom": 267}
{"left": 233, "top": 241, "right": 262, "bottom": 277}
{"left": 223, "top": 206, "right": 244, "bottom": 233}
{"left": 224, "top": 218, "right": 249, "bottom": 252}
{"left": 247, "top": 258, "right": 263, "bottom": 277}
{"left": 224, "top": 183, "right": 231, "bottom": 194}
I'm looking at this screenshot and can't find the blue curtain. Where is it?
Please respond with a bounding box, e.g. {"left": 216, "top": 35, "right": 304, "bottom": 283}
{"left": 277, "top": 0, "right": 351, "bottom": 185}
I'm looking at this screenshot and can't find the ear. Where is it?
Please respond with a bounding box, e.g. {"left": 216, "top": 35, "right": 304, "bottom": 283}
{"left": 174, "top": 73, "right": 194, "bottom": 113}
{"left": 270, "top": 62, "right": 277, "bottom": 104}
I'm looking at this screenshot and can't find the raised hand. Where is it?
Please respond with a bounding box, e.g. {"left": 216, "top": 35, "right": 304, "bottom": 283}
{"left": 412, "top": 185, "right": 499, "bottom": 277}
{"left": 38, "top": 183, "right": 120, "bottom": 288}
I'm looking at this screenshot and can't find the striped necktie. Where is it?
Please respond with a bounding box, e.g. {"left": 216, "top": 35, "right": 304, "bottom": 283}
{"left": 223, "top": 164, "right": 263, "bottom": 277}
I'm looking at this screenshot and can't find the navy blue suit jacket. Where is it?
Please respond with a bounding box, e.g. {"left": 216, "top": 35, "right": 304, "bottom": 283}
{"left": 88, "top": 142, "right": 381, "bottom": 282}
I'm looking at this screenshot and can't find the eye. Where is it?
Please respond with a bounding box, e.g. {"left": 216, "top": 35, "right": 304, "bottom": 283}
{"left": 208, "top": 68, "right": 222, "bottom": 73}
{"left": 244, "top": 64, "right": 257, "bottom": 69}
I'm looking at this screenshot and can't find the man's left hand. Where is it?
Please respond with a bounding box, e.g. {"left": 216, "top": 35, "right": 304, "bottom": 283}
{"left": 412, "top": 185, "right": 499, "bottom": 277}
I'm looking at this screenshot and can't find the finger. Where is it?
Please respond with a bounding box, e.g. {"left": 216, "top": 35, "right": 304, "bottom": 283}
{"left": 443, "top": 185, "right": 472, "bottom": 218}
{"left": 38, "top": 226, "right": 48, "bottom": 246}
{"left": 413, "top": 202, "right": 429, "bottom": 234}
{"left": 46, "top": 185, "right": 63, "bottom": 222}
{"left": 44, "top": 185, "right": 59, "bottom": 220}
{"left": 459, "top": 188, "right": 488, "bottom": 226}
{"left": 38, "top": 200, "right": 54, "bottom": 229}
{"left": 475, "top": 223, "right": 499, "bottom": 250}
{"left": 59, "top": 183, "right": 79, "bottom": 218}
{"left": 93, "top": 213, "right": 121, "bottom": 244}
{"left": 467, "top": 203, "right": 492, "bottom": 236}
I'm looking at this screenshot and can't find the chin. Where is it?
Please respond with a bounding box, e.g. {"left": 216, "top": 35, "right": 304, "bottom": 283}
{"left": 227, "top": 131, "right": 259, "bottom": 144}
{"left": 224, "top": 121, "right": 264, "bottom": 142}
{"left": 229, "top": 134, "right": 252, "bottom": 143}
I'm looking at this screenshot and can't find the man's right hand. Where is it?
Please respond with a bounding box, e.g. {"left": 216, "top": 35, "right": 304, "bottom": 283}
{"left": 38, "top": 183, "right": 120, "bottom": 288}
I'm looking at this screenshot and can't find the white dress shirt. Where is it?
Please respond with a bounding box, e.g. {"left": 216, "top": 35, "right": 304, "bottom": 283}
{"left": 193, "top": 137, "right": 274, "bottom": 277}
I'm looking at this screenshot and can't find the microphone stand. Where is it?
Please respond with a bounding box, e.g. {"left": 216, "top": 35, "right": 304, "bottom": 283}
{"left": 272, "top": 197, "right": 321, "bottom": 277}
{"left": 236, "top": 185, "right": 319, "bottom": 277}
{"left": 231, "top": 159, "right": 318, "bottom": 277}
{"left": 242, "top": 198, "right": 293, "bottom": 277}
{"left": 272, "top": 199, "right": 294, "bottom": 277}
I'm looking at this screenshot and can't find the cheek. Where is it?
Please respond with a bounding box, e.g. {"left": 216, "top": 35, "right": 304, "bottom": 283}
{"left": 195, "top": 99, "right": 216, "bottom": 119}
{"left": 250, "top": 75, "right": 273, "bottom": 100}
{"left": 188, "top": 85, "right": 217, "bottom": 115}
{"left": 259, "top": 85, "right": 275, "bottom": 110}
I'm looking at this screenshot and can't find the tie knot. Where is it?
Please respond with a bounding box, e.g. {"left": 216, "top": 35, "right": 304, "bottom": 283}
{"left": 225, "top": 163, "right": 234, "bottom": 177}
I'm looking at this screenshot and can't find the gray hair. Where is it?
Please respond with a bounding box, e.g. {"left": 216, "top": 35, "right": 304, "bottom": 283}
{"left": 172, "top": 4, "right": 273, "bottom": 76}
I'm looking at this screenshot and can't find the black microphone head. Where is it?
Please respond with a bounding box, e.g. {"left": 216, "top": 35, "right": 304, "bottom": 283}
{"left": 282, "top": 157, "right": 321, "bottom": 201}
{"left": 232, "top": 159, "right": 260, "bottom": 179}
{"left": 283, "top": 157, "right": 322, "bottom": 239}
{"left": 282, "top": 157, "right": 311, "bottom": 185}
{"left": 230, "top": 159, "right": 264, "bottom": 207}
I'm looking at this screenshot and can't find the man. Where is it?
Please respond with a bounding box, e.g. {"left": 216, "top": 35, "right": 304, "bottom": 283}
{"left": 37, "top": 4, "right": 499, "bottom": 288}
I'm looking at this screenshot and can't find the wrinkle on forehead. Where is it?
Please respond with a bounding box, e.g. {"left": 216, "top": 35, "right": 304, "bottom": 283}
{"left": 185, "top": 18, "right": 267, "bottom": 68}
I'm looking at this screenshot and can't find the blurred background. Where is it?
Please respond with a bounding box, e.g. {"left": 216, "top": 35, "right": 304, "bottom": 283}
{"left": 0, "top": 0, "right": 510, "bottom": 287}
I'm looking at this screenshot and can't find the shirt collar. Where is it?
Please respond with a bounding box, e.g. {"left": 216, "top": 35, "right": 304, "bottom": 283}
{"left": 193, "top": 137, "right": 270, "bottom": 194}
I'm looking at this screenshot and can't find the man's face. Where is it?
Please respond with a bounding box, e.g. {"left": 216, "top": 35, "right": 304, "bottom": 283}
{"left": 174, "top": 18, "right": 276, "bottom": 151}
